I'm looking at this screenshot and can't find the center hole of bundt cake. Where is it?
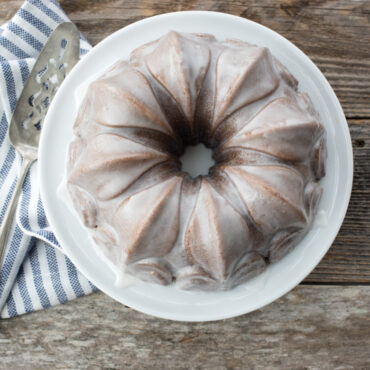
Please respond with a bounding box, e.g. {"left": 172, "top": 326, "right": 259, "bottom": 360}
{"left": 180, "top": 143, "right": 215, "bottom": 178}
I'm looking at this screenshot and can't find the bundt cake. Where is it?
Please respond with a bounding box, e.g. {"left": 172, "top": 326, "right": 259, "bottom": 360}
{"left": 64, "top": 31, "right": 327, "bottom": 291}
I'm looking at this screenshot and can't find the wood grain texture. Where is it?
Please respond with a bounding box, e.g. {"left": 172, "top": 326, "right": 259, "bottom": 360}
{"left": 1, "top": 1, "right": 369, "bottom": 119}
{"left": 60, "top": 0, "right": 370, "bottom": 119}
{"left": 0, "top": 289, "right": 369, "bottom": 369}
{"left": 306, "top": 119, "right": 370, "bottom": 283}
{"left": 0, "top": 2, "right": 369, "bottom": 368}
{"left": 0, "top": 1, "right": 369, "bottom": 284}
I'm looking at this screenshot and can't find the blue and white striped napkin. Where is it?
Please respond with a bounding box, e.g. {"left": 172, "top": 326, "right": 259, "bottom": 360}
{"left": 0, "top": 0, "right": 98, "bottom": 319}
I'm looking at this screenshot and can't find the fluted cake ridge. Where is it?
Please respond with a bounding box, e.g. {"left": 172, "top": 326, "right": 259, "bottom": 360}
{"left": 65, "top": 31, "right": 327, "bottom": 291}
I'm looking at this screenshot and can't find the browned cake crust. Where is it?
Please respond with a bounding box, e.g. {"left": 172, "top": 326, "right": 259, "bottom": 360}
{"left": 65, "top": 31, "right": 327, "bottom": 291}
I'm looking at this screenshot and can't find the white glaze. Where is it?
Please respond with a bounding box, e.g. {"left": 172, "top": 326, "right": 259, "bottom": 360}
{"left": 64, "top": 31, "right": 327, "bottom": 291}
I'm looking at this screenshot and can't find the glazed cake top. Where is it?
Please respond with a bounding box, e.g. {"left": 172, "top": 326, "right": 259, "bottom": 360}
{"left": 65, "top": 31, "right": 326, "bottom": 291}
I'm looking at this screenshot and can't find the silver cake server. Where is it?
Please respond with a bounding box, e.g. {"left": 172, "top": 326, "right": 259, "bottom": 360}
{"left": 0, "top": 23, "right": 80, "bottom": 271}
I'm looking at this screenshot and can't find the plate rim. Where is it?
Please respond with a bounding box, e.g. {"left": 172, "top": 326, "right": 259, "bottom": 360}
{"left": 39, "top": 10, "right": 353, "bottom": 322}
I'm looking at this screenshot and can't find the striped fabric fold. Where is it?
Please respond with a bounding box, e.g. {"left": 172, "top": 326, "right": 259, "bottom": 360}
{"left": 0, "top": 0, "right": 97, "bottom": 319}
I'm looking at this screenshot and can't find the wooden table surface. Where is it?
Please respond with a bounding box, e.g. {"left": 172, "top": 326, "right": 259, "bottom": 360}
{"left": 0, "top": 0, "right": 369, "bottom": 368}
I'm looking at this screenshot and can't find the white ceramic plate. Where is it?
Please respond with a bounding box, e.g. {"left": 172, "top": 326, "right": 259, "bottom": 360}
{"left": 39, "top": 11, "right": 353, "bottom": 321}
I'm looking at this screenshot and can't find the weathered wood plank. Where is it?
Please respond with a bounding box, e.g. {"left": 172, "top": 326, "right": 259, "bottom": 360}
{"left": 1, "top": 1, "right": 369, "bottom": 118}
{"left": 0, "top": 1, "right": 368, "bottom": 283}
{"left": 0, "top": 2, "right": 369, "bottom": 367}
{"left": 0, "top": 289, "right": 369, "bottom": 369}
{"left": 306, "top": 119, "right": 370, "bottom": 283}
{"left": 0, "top": 1, "right": 22, "bottom": 23}
{"left": 60, "top": 0, "right": 370, "bottom": 119}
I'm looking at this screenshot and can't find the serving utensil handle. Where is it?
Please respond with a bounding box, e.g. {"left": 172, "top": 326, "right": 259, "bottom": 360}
{"left": 0, "top": 158, "right": 33, "bottom": 273}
